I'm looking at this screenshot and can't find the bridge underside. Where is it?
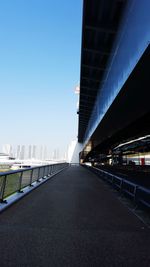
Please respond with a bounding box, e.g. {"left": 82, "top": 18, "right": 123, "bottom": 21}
{"left": 78, "top": 1, "right": 150, "bottom": 163}
{"left": 85, "top": 45, "right": 150, "bottom": 160}
{"left": 78, "top": 0, "right": 126, "bottom": 142}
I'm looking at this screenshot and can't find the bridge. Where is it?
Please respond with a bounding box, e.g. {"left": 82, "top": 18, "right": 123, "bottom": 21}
{"left": 79, "top": 0, "right": 150, "bottom": 164}
{"left": 0, "top": 0, "right": 150, "bottom": 266}
{"left": 0, "top": 165, "right": 150, "bottom": 266}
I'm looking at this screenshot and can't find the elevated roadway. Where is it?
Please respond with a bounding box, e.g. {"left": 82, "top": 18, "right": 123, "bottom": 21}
{"left": 78, "top": 0, "right": 150, "bottom": 161}
{"left": 0, "top": 166, "right": 149, "bottom": 266}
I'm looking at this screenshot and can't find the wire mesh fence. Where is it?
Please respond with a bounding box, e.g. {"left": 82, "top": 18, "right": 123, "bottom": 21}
{"left": 0, "top": 163, "right": 68, "bottom": 203}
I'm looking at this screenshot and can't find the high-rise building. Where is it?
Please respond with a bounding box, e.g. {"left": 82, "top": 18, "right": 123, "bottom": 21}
{"left": 32, "top": 145, "right": 36, "bottom": 159}
{"left": 43, "top": 146, "right": 47, "bottom": 160}
{"left": 53, "top": 149, "right": 57, "bottom": 160}
{"left": 39, "top": 146, "right": 43, "bottom": 160}
{"left": 28, "top": 145, "right": 32, "bottom": 159}
{"left": 2, "top": 144, "right": 12, "bottom": 156}
{"left": 20, "top": 145, "right": 25, "bottom": 160}
{"left": 17, "top": 145, "right": 20, "bottom": 159}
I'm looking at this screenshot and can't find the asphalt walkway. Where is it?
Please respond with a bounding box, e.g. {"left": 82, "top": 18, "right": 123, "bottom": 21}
{"left": 0, "top": 165, "right": 150, "bottom": 267}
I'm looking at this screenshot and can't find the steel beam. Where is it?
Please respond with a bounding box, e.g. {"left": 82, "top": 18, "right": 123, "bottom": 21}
{"left": 82, "top": 64, "right": 107, "bottom": 71}
{"left": 85, "top": 24, "right": 116, "bottom": 34}
{"left": 82, "top": 76, "right": 100, "bottom": 83}
{"left": 83, "top": 47, "right": 112, "bottom": 56}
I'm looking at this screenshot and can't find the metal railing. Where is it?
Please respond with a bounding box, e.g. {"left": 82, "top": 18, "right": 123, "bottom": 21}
{"left": 83, "top": 165, "right": 150, "bottom": 209}
{"left": 0, "top": 163, "right": 68, "bottom": 203}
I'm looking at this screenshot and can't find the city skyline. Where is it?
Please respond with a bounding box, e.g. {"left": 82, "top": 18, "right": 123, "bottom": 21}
{"left": 1, "top": 144, "right": 67, "bottom": 161}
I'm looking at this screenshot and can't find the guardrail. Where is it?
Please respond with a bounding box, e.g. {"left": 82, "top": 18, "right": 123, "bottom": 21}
{"left": 83, "top": 165, "right": 150, "bottom": 209}
{"left": 0, "top": 163, "right": 68, "bottom": 203}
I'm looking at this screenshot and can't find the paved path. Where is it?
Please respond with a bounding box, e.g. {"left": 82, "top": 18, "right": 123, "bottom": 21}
{"left": 0, "top": 166, "right": 150, "bottom": 267}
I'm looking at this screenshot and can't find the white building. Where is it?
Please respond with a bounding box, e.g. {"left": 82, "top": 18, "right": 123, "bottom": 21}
{"left": 2, "top": 144, "right": 12, "bottom": 156}
{"left": 67, "top": 140, "right": 83, "bottom": 164}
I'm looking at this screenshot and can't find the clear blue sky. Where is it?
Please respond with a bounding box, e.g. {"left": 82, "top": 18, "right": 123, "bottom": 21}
{"left": 0, "top": 0, "right": 82, "bottom": 157}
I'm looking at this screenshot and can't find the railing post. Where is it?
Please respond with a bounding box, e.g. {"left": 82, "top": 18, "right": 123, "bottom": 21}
{"left": 0, "top": 175, "right": 7, "bottom": 203}
{"left": 56, "top": 164, "right": 58, "bottom": 172}
{"left": 18, "top": 172, "right": 24, "bottom": 193}
{"left": 42, "top": 167, "right": 46, "bottom": 179}
{"left": 51, "top": 165, "right": 53, "bottom": 174}
{"left": 29, "top": 169, "right": 34, "bottom": 186}
{"left": 48, "top": 165, "right": 51, "bottom": 176}
{"left": 37, "top": 167, "right": 41, "bottom": 182}
{"left": 45, "top": 166, "right": 48, "bottom": 177}
{"left": 47, "top": 166, "right": 50, "bottom": 176}
{"left": 49, "top": 165, "right": 52, "bottom": 175}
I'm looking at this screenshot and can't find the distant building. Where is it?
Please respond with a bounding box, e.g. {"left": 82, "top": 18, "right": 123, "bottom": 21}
{"left": 68, "top": 140, "right": 83, "bottom": 164}
{"left": 28, "top": 145, "right": 32, "bottom": 159}
{"left": 43, "top": 146, "right": 47, "bottom": 160}
{"left": 0, "top": 153, "right": 10, "bottom": 160}
{"left": 39, "top": 146, "right": 43, "bottom": 160}
{"left": 20, "top": 145, "right": 25, "bottom": 160}
{"left": 32, "top": 145, "right": 36, "bottom": 159}
{"left": 2, "top": 144, "right": 12, "bottom": 156}
{"left": 17, "top": 145, "right": 21, "bottom": 159}
{"left": 52, "top": 148, "right": 60, "bottom": 160}
{"left": 0, "top": 153, "right": 14, "bottom": 170}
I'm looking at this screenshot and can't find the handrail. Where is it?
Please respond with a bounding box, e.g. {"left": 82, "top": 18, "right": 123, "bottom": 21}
{"left": 0, "top": 163, "right": 64, "bottom": 176}
{"left": 83, "top": 165, "right": 150, "bottom": 209}
{"left": 0, "top": 163, "right": 68, "bottom": 203}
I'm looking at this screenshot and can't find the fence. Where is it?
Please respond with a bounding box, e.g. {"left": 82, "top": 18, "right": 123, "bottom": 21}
{"left": 83, "top": 165, "right": 150, "bottom": 209}
{"left": 0, "top": 163, "right": 68, "bottom": 203}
